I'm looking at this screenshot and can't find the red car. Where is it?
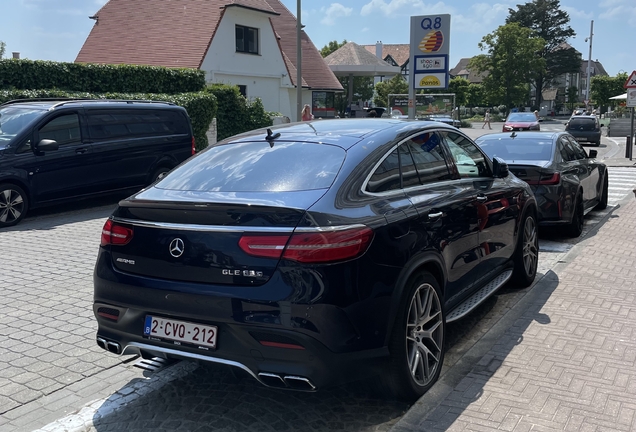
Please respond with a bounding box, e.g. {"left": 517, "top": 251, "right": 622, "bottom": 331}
{"left": 503, "top": 112, "right": 540, "bottom": 132}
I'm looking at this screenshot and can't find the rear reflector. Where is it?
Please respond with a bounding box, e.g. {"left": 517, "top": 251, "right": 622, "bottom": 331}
{"left": 239, "top": 226, "right": 374, "bottom": 263}
{"left": 191, "top": 136, "right": 196, "bottom": 155}
{"left": 101, "top": 219, "right": 134, "bottom": 246}
{"left": 259, "top": 341, "right": 305, "bottom": 350}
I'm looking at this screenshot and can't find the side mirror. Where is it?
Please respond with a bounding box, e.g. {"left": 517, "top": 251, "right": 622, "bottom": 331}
{"left": 37, "top": 139, "right": 59, "bottom": 152}
{"left": 492, "top": 156, "right": 509, "bottom": 178}
{"left": 588, "top": 150, "right": 598, "bottom": 159}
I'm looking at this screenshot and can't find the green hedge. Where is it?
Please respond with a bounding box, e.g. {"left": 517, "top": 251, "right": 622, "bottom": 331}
{"left": 0, "top": 59, "right": 206, "bottom": 94}
{"left": 0, "top": 89, "right": 217, "bottom": 150}
{"left": 205, "top": 84, "right": 273, "bottom": 140}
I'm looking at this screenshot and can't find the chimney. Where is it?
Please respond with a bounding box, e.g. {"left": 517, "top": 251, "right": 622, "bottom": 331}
{"left": 12, "top": 52, "right": 20, "bottom": 59}
{"left": 375, "top": 41, "right": 383, "bottom": 59}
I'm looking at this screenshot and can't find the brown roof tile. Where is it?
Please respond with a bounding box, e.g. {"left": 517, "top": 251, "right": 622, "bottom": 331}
{"left": 363, "top": 44, "right": 410, "bottom": 67}
{"left": 76, "top": 0, "right": 341, "bottom": 91}
{"left": 263, "top": 0, "right": 342, "bottom": 90}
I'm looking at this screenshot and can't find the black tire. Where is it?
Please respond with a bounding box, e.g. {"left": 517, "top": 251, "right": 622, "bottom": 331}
{"left": 0, "top": 183, "right": 29, "bottom": 228}
{"left": 566, "top": 192, "right": 584, "bottom": 238}
{"left": 594, "top": 140, "right": 601, "bottom": 147}
{"left": 595, "top": 174, "right": 608, "bottom": 210}
{"left": 511, "top": 210, "right": 539, "bottom": 288}
{"left": 149, "top": 167, "right": 171, "bottom": 185}
{"left": 383, "top": 271, "right": 445, "bottom": 401}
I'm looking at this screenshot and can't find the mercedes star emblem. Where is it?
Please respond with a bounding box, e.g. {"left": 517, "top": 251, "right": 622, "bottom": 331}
{"left": 169, "top": 238, "right": 185, "bottom": 258}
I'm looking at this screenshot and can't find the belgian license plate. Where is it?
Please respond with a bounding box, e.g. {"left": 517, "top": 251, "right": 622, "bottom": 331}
{"left": 144, "top": 316, "right": 217, "bottom": 349}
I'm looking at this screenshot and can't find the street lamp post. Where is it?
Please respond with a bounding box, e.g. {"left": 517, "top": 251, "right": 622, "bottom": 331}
{"left": 585, "top": 20, "right": 594, "bottom": 109}
{"left": 296, "top": 0, "right": 302, "bottom": 122}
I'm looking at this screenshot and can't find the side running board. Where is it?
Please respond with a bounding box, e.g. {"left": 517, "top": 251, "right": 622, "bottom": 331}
{"left": 446, "top": 269, "right": 513, "bottom": 323}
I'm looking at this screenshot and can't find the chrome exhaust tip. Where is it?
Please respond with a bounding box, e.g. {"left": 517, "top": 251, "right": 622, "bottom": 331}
{"left": 283, "top": 375, "right": 316, "bottom": 391}
{"left": 96, "top": 337, "right": 107, "bottom": 350}
{"left": 106, "top": 341, "right": 121, "bottom": 354}
{"left": 257, "top": 372, "right": 286, "bottom": 388}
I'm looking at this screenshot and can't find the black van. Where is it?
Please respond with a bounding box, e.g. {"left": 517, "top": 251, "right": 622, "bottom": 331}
{"left": 0, "top": 99, "right": 195, "bottom": 227}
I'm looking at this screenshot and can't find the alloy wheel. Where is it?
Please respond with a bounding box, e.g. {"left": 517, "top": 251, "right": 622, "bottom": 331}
{"left": 0, "top": 188, "right": 24, "bottom": 224}
{"left": 405, "top": 283, "right": 443, "bottom": 387}
{"left": 522, "top": 216, "right": 538, "bottom": 277}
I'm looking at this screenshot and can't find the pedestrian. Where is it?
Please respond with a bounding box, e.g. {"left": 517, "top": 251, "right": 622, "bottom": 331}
{"left": 482, "top": 109, "right": 491, "bottom": 129}
{"left": 534, "top": 110, "right": 539, "bottom": 121}
{"left": 301, "top": 104, "right": 314, "bottom": 121}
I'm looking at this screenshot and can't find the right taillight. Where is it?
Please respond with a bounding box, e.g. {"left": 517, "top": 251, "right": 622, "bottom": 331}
{"left": 191, "top": 136, "right": 196, "bottom": 155}
{"left": 238, "top": 226, "right": 374, "bottom": 263}
{"left": 101, "top": 219, "right": 134, "bottom": 246}
{"left": 538, "top": 172, "right": 561, "bottom": 185}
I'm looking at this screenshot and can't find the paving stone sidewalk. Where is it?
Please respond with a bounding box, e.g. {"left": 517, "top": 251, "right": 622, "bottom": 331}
{"left": 393, "top": 197, "right": 636, "bottom": 431}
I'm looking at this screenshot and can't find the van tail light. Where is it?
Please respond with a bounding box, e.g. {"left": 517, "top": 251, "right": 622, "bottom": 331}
{"left": 238, "top": 226, "right": 374, "bottom": 263}
{"left": 191, "top": 137, "right": 196, "bottom": 155}
{"left": 101, "top": 219, "right": 134, "bottom": 246}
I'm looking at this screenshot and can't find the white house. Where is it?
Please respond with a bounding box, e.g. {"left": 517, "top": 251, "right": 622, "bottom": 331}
{"left": 75, "top": 0, "right": 342, "bottom": 121}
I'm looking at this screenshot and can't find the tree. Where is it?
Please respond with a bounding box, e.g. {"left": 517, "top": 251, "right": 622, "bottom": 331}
{"left": 465, "top": 83, "right": 485, "bottom": 114}
{"left": 469, "top": 23, "right": 546, "bottom": 114}
{"left": 0, "top": 41, "right": 5, "bottom": 60}
{"left": 506, "top": 0, "right": 581, "bottom": 106}
{"left": 320, "top": 40, "right": 347, "bottom": 58}
{"left": 373, "top": 74, "right": 408, "bottom": 108}
{"left": 448, "top": 77, "right": 470, "bottom": 107}
{"left": 566, "top": 86, "right": 578, "bottom": 112}
{"left": 591, "top": 72, "right": 628, "bottom": 113}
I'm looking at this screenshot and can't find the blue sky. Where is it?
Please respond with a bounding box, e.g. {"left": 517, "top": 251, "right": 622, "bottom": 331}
{"left": 0, "top": 0, "right": 632, "bottom": 76}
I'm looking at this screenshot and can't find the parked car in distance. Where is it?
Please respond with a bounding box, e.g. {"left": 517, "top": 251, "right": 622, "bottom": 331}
{"left": 571, "top": 108, "right": 586, "bottom": 117}
{"left": 0, "top": 99, "right": 195, "bottom": 227}
{"left": 502, "top": 112, "right": 540, "bottom": 132}
{"left": 476, "top": 131, "right": 608, "bottom": 237}
{"left": 422, "top": 114, "right": 461, "bottom": 128}
{"left": 94, "top": 119, "right": 538, "bottom": 401}
{"left": 565, "top": 115, "right": 601, "bottom": 146}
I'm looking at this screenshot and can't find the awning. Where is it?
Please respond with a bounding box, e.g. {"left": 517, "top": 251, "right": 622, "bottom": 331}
{"left": 610, "top": 93, "right": 627, "bottom": 100}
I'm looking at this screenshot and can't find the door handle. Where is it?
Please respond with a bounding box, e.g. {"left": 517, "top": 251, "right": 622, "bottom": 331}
{"left": 75, "top": 148, "right": 88, "bottom": 154}
{"left": 428, "top": 212, "right": 443, "bottom": 220}
{"left": 476, "top": 195, "right": 488, "bottom": 202}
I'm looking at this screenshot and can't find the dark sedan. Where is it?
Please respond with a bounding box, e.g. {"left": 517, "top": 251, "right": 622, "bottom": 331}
{"left": 94, "top": 119, "right": 538, "bottom": 401}
{"left": 503, "top": 112, "right": 540, "bottom": 132}
{"left": 476, "top": 131, "right": 608, "bottom": 237}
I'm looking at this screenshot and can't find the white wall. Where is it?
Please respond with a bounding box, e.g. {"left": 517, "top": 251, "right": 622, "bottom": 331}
{"left": 201, "top": 7, "right": 295, "bottom": 119}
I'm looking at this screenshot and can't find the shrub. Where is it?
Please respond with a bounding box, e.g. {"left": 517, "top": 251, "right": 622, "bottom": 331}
{"left": 204, "top": 84, "right": 273, "bottom": 140}
{"left": 0, "top": 89, "right": 217, "bottom": 150}
{"left": 0, "top": 59, "right": 205, "bottom": 94}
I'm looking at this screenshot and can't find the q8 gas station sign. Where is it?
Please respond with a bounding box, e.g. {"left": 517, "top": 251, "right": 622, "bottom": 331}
{"left": 409, "top": 14, "right": 450, "bottom": 89}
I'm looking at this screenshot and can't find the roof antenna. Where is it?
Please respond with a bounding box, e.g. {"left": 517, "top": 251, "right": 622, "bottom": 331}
{"left": 265, "top": 128, "right": 280, "bottom": 148}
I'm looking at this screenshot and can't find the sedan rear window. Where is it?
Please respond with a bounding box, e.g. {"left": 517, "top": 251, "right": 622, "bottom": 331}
{"left": 476, "top": 137, "right": 554, "bottom": 161}
{"left": 157, "top": 141, "right": 345, "bottom": 192}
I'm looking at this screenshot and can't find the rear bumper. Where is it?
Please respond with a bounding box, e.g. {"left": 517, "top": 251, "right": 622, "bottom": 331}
{"left": 568, "top": 131, "right": 601, "bottom": 143}
{"left": 93, "top": 250, "right": 394, "bottom": 389}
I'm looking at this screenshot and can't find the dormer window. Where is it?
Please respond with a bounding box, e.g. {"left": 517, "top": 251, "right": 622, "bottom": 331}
{"left": 236, "top": 25, "right": 259, "bottom": 55}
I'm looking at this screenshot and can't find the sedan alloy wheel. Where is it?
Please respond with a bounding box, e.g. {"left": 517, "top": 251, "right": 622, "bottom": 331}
{"left": 521, "top": 216, "right": 538, "bottom": 278}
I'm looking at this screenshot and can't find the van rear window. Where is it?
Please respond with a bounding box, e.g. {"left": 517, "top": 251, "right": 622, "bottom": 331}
{"left": 87, "top": 109, "right": 190, "bottom": 140}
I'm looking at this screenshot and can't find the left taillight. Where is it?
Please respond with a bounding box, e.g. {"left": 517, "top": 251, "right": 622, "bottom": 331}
{"left": 101, "top": 219, "right": 134, "bottom": 246}
{"left": 238, "top": 226, "right": 374, "bottom": 264}
{"left": 191, "top": 136, "right": 196, "bottom": 155}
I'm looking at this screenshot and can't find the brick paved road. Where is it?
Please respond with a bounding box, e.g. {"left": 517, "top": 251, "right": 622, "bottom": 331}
{"left": 393, "top": 194, "right": 636, "bottom": 430}
{"left": 1, "top": 168, "right": 634, "bottom": 430}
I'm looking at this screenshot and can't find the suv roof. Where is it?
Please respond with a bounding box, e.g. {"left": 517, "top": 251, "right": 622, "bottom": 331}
{"left": 0, "top": 99, "right": 177, "bottom": 111}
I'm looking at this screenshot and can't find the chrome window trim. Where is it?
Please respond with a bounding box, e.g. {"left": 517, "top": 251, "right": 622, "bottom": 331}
{"left": 111, "top": 217, "right": 366, "bottom": 234}
{"left": 362, "top": 128, "right": 454, "bottom": 197}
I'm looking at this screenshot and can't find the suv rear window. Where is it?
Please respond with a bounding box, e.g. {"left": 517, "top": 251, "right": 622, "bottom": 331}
{"left": 568, "top": 118, "right": 598, "bottom": 130}
{"left": 156, "top": 141, "right": 345, "bottom": 192}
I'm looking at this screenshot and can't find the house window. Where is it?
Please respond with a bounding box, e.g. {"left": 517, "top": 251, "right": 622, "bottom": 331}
{"left": 238, "top": 85, "right": 247, "bottom": 97}
{"left": 236, "top": 25, "right": 258, "bottom": 54}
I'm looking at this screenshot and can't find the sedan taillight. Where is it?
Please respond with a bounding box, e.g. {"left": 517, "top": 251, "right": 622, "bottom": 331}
{"left": 527, "top": 172, "right": 561, "bottom": 185}
{"left": 101, "top": 219, "right": 134, "bottom": 246}
{"left": 239, "top": 227, "right": 374, "bottom": 263}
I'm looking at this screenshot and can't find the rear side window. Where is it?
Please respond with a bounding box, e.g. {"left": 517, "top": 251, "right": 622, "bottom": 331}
{"left": 87, "top": 109, "right": 189, "bottom": 141}
{"left": 367, "top": 148, "right": 401, "bottom": 193}
{"left": 157, "top": 141, "right": 345, "bottom": 192}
